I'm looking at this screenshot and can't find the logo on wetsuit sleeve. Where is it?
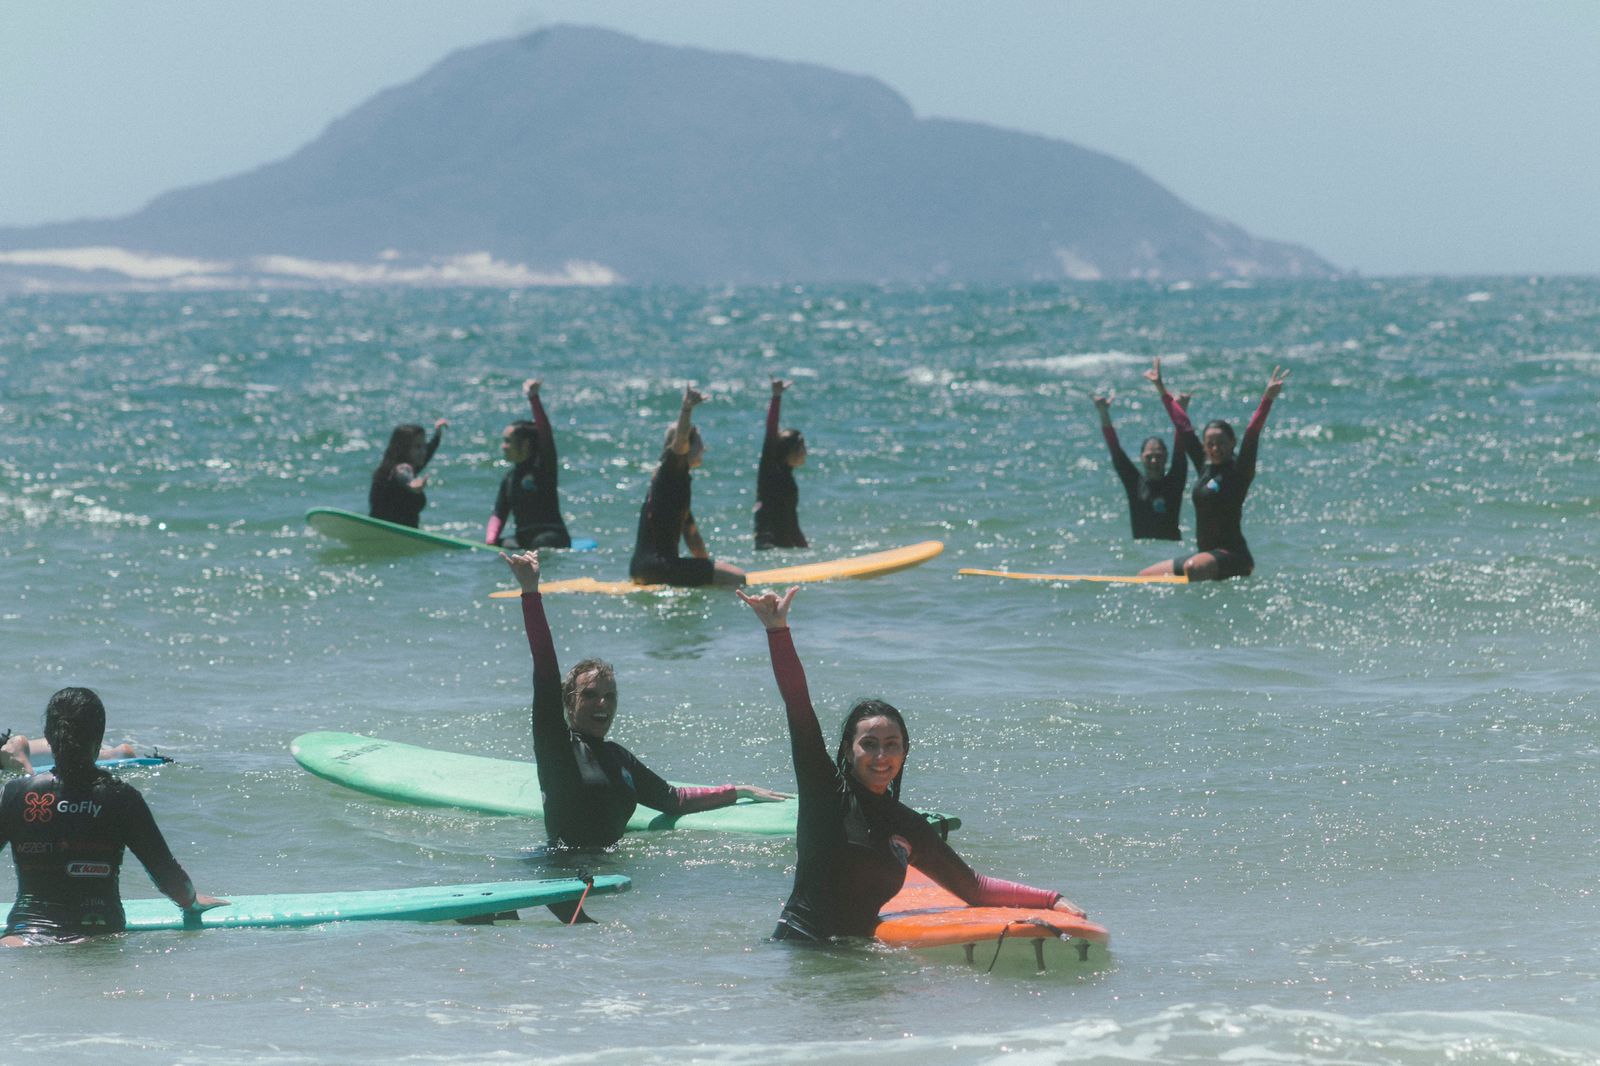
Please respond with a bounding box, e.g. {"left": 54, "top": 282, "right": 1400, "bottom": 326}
{"left": 23, "top": 792, "right": 54, "bottom": 822}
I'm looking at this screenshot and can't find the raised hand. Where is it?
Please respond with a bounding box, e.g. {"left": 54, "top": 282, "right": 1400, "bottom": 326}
{"left": 736, "top": 585, "right": 799, "bottom": 629}
{"left": 1091, "top": 392, "right": 1112, "bottom": 413}
{"left": 770, "top": 377, "right": 791, "bottom": 396}
{"left": 683, "top": 385, "right": 707, "bottom": 408}
{"left": 1143, "top": 357, "right": 1166, "bottom": 394}
{"left": 501, "top": 549, "right": 541, "bottom": 592}
{"left": 1263, "top": 365, "right": 1290, "bottom": 401}
{"left": 523, "top": 378, "right": 542, "bottom": 398}
{"left": 1175, "top": 391, "right": 1192, "bottom": 411}
{"left": 433, "top": 418, "right": 449, "bottom": 431}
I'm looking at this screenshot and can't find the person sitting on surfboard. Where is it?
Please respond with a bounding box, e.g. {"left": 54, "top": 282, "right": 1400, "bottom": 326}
{"left": 487, "top": 378, "right": 572, "bottom": 550}
{"left": 1, "top": 729, "right": 136, "bottom": 777}
{"left": 754, "top": 377, "right": 808, "bottom": 550}
{"left": 628, "top": 386, "right": 745, "bottom": 588}
{"left": 503, "top": 551, "right": 785, "bottom": 848}
{"left": 738, "top": 586, "right": 1085, "bottom": 940}
{"left": 1093, "top": 389, "right": 1190, "bottom": 541}
{"left": 369, "top": 419, "right": 448, "bottom": 528}
{"left": 0, "top": 688, "right": 225, "bottom": 946}
{"left": 1137, "top": 358, "right": 1289, "bottom": 581}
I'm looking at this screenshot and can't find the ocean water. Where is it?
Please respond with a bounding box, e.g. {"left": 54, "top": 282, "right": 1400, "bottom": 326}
{"left": 1, "top": 278, "right": 1596, "bottom": 1064}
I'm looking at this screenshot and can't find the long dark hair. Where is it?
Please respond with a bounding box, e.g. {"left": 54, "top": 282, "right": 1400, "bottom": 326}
{"left": 506, "top": 420, "right": 539, "bottom": 461}
{"left": 373, "top": 424, "right": 426, "bottom": 484}
{"left": 835, "top": 698, "right": 910, "bottom": 800}
{"left": 43, "top": 687, "right": 107, "bottom": 788}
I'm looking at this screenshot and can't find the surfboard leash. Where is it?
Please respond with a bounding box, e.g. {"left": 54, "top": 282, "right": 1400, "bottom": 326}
{"left": 567, "top": 871, "right": 595, "bottom": 926}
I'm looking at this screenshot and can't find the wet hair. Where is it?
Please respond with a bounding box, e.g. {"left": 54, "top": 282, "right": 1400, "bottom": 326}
{"left": 374, "top": 424, "right": 427, "bottom": 484}
{"left": 1203, "top": 419, "right": 1237, "bottom": 445}
{"left": 43, "top": 687, "right": 107, "bottom": 787}
{"left": 561, "top": 658, "right": 616, "bottom": 716}
{"left": 1139, "top": 436, "right": 1167, "bottom": 454}
{"left": 662, "top": 424, "right": 703, "bottom": 458}
{"left": 777, "top": 428, "right": 806, "bottom": 463}
{"left": 505, "top": 419, "right": 539, "bottom": 459}
{"left": 835, "top": 699, "right": 910, "bottom": 799}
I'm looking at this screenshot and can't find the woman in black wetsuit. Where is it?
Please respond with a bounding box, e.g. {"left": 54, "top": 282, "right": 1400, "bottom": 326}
{"left": 487, "top": 378, "right": 572, "bottom": 550}
{"left": 754, "top": 378, "right": 808, "bottom": 550}
{"left": 629, "top": 385, "right": 745, "bottom": 588}
{"left": 503, "top": 551, "right": 784, "bottom": 849}
{"left": 0, "top": 688, "right": 224, "bottom": 946}
{"left": 737, "top": 586, "right": 1084, "bottom": 941}
{"left": 369, "top": 418, "right": 447, "bottom": 527}
{"left": 1093, "top": 390, "right": 1189, "bottom": 541}
{"left": 1137, "top": 358, "right": 1289, "bottom": 581}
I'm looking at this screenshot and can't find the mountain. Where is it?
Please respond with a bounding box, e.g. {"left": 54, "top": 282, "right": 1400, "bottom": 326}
{"left": 0, "top": 26, "right": 1337, "bottom": 286}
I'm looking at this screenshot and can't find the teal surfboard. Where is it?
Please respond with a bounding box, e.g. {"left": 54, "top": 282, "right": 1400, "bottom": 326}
{"left": 27, "top": 754, "right": 171, "bottom": 773}
{"left": 121, "top": 875, "right": 629, "bottom": 931}
{"left": 290, "top": 731, "right": 961, "bottom": 837}
{"left": 306, "top": 508, "right": 596, "bottom": 553}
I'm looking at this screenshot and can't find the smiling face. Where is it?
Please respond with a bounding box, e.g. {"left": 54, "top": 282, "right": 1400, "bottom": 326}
{"left": 1139, "top": 438, "right": 1168, "bottom": 479}
{"left": 848, "top": 715, "right": 907, "bottom": 795}
{"left": 1202, "top": 426, "right": 1236, "bottom": 465}
{"left": 565, "top": 667, "right": 618, "bottom": 739}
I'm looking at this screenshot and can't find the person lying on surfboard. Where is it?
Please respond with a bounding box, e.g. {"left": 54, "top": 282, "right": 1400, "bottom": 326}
{"left": 1092, "top": 389, "right": 1190, "bottom": 542}
{"left": 369, "top": 418, "right": 448, "bottom": 528}
{"left": 0, "top": 729, "right": 136, "bottom": 776}
{"left": 487, "top": 378, "right": 573, "bottom": 550}
{"left": 0, "top": 688, "right": 225, "bottom": 947}
{"left": 628, "top": 385, "right": 745, "bottom": 588}
{"left": 738, "top": 586, "right": 1085, "bottom": 941}
{"left": 753, "top": 377, "right": 808, "bottom": 550}
{"left": 1137, "top": 359, "right": 1288, "bottom": 582}
{"left": 503, "top": 551, "right": 785, "bottom": 849}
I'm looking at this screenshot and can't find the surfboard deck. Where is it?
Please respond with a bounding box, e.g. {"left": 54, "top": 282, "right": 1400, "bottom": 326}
{"left": 121, "top": 875, "right": 629, "bottom": 931}
{"left": 958, "top": 567, "right": 1187, "bottom": 585}
{"left": 26, "top": 755, "right": 171, "bottom": 773}
{"left": 291, "top": 731, "right": 960, "bottom": 838}
{"left": 876, "top": 870, "right": 1109, "bottom": 972}
{"left": 307, "top": 508, "right": 596, "bottom": 554}
{"left": 489, "top": 540, "right": 944, "bottom": 597}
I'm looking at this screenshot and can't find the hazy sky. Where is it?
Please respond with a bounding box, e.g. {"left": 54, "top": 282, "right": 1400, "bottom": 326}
{"left": 3, "top": 1, "right": 1597, "bottom": 276}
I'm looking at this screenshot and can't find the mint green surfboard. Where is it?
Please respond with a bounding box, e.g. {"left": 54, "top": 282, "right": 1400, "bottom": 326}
{"left": 121, "top": 875, "right": 628, "bottom": 931}
{"left": 290, "top": 731, "right": 961, "bottom": 837}
{"left": 306, "top": 507, "right": 596, "bottom": 554}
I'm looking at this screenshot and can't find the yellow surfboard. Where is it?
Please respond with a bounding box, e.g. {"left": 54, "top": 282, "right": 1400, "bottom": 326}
{"left": 491, "top": 541, "right": 945, "bottom": 597}
{"left": 957, "top": 567, "right": 1188, "bottom": 585}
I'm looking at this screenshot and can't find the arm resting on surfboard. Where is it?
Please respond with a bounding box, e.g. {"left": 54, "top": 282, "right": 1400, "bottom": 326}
{"left": 627, "top": 759, "right": 739, "bottom": 816}
{"left": 899, "top": 815, "right": 1060, "bottom": 910}
{"left": 121, "top": 788, "right": 211, "bottom": 910}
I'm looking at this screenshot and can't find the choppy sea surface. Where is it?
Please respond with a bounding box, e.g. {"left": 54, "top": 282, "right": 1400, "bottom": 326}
{"left": 1, "top": 278, "right": 1596, "bottom": 1064}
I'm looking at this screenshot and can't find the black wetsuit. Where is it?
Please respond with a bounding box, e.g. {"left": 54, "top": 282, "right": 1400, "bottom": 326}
{"left": 754, "top": 393, "right": 807, "bottom": 550}
{"left": 761, "top": 627, "right": 1059, "bottom": 940}
{"left": 629, "top": 450, "right": 713, "bottom": 586}
{"left": 1102, "top": 424, "right": 1186, "bottom": 541}
{"left": 520, "top": 591, "right": 736, "bottom": 848}
{"left": 368, "top": 426, "right": 442, "bottom": 527}
{"left": 1165, "top": 392, "right": 1276, "bottom": 578}
{"left": 491, "top": 394, "right": 571, "bottom": 549}
{"left": 1, "top": 772, "right": 197, "bottom": 940}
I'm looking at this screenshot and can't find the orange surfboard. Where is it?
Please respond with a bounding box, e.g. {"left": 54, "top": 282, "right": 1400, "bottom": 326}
{"left": 875, "top": 869, "right": 1109, "bottom": 972}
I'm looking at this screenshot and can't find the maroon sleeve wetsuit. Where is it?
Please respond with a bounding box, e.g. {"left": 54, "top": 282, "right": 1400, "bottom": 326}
{"left": 628, "top": 450, "right": 714, "bottom": 586}
{"left": 520, "top": 591, "right": 735, "bottom": 848}
{"left": 1101, "top": 423, "right": 1186, "bottom": 541}
{"left": 1, "top": 773, "right": 197, "bottom": 940}
{"left": 762, "top": 627, "right": 1058, "bottom": 941}
{"left": 754, "top": 392, "right": 806, "bottom": 550}
{"left": 1164, "top": 392, "right": 1275, "bottom": 576}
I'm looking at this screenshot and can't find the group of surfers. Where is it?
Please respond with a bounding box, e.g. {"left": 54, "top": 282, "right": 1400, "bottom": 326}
{"left": 369, "top": 376, "right": 807, "bottom": 589}
{"left": 1, "top": 358, "right": 1288, "bottom": 946}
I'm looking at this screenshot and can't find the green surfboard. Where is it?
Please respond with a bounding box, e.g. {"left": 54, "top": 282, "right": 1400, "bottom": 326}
{"left": 121, "top": 875, "right": 629, "bottom": 931}
{"left": 306, "top": 508, "right": 596, "bottom": 554}
{"left": 290, "top": 731, "right": 960, "bottom": 837}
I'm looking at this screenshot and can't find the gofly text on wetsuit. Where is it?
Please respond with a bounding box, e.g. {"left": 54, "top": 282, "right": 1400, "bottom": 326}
{"left": 754, "top": 391, "right": 807, "bottom": 550}
{"left": 520, "top": 591, "right": 736, "bottom": 848}
{"left": 761, "top": 626, "right": 1059, "bottom": 940}
{"left": 1102, "top": 424, "right": 1186, "bottom": 541}
{"left": 1164, "top": 391, "right": 1276, "bottom": 578}
{"left": 0, "top": 772, "right": 198, "bottom": 940}
{"left": 628, "top": 450, "right": 712, "bottom": 586}
{"left": 368, "top": 425, "right": 442, "bottom": 527}
{"left": 489, "top": 392, "right": 572, "bottom": 549}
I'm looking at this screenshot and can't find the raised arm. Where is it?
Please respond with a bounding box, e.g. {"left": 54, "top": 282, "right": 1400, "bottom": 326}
{"left": 670, "top": 385, "right": 705, "bottom": 457}
{"left": 737, "top": 587, "right": 834, "bottom": 788}
{"left": 1146, "top": 359, "right": 1203, "bottom": 466}
{"left": 1093, "top": 393, "right": 1138, "bottom": 489}
{"left": 1237, "top": 366, "right": 1288, "bottom": 477}
{"left": 1169, "top": 393, "right": 1192, "bottom": 479}
{"left": 502, "top": 551, "right": 568, "bottom": 755}
{"left": 416, "top": 418, "right": 447, "bottom": 473}
{"left": 526, "top": 378, "right": 558, "bottom": 476}
{"left": 764, "top": 378, "right": 788, "bottom": 451}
